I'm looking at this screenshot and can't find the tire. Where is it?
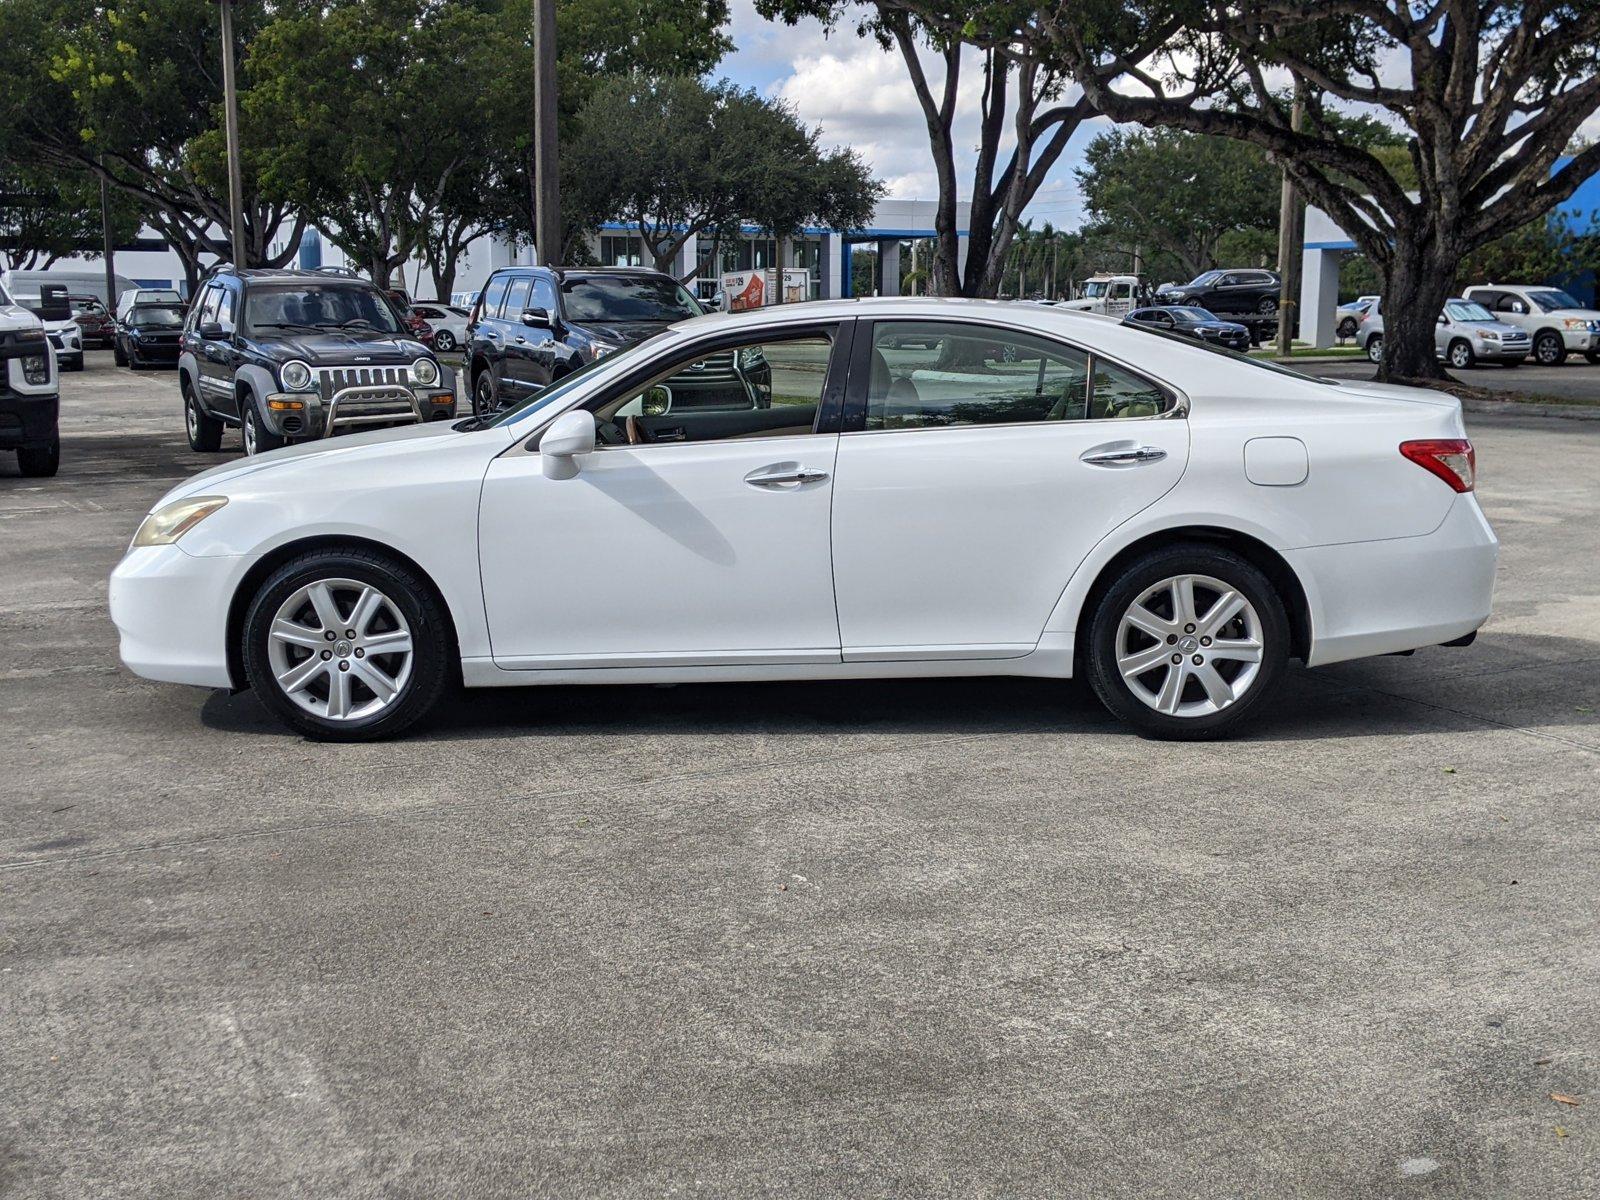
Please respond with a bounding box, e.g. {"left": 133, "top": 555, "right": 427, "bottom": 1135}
{"left": 1365, "top": 334, "right": 1383, "bottom": 364}
{"left": 1084, "top": 544, "right": 1291, "bottom": 740}
{"left": 472, "top": 370, "right": 498, "bottom": 419}
{"left": 1447, "top": 339, "right": 1474, "bottom": 369}
{"left": 17, "top": 436, "right": 60, "bottom": 478}
{"left": 433, "top": 329, "right": 456, "bottom": 352}
{"left": 1337, "top": 317, "right": 1358, "bottom": 339}
{"left": 241, "top": 392, "right": 285, "bottom": 457}
{"left": 113, "top": 340, "right": 127, "bottom": 367}
{"left": 66, "top": 356, "right": 84, "bottom": 372}
{"left": 242, "top": 548, "right": 454, "bottom": 741}
{"left": 183, "top": 379, "right": 224, "bottom": 452}
{"left": 1534, "top": 330, "right": 1567, "bottom": 366}
{"left": 1256, "top": 296, "right": 1277, "bottom": 315}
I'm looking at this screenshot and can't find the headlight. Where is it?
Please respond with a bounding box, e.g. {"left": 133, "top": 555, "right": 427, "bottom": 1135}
{"left": 279, "top": 359, "right": 313, "bottom": 391}
{"left": 1477, "top": 329, "right": 1498, "bottom": 340}
{"left": 22, "top": 354, "right": 50, "bottom": 385}
{"left": 588, "top": 341, "right": 619, "bottom": 360}
{"left": 1563, "top": 318, "right": 1588, "bottom": 330}
{"left": 412, "top": 357, "right": 439, "bottom": 386}
{"left": 131, "top": 496, "right": 228, "bottom": 548}
{"left": 739, "top": 346, "right": 766, "bottom": 369}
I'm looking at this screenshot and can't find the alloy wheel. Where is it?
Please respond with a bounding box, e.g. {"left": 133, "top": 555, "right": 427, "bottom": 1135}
{"left": 1449, "top": 341, "right": 1472, "bottom": 368}
{"left": 243, "top": 408, "right": 258, "bottom": 455}
{"left": 1366, "top": 335, "right": 1383, "bottom": 364}
{"left": 1535, "top": 334, "right": 1562, "bottom": 365}
{"left": 185, "top": 393, "right": 200, "bottom": 441}
{"left": 265, "top": 578, "right": 414, "bottom": 722}
{"left": 1115, "top": 573, "right": 1265, "bottom": 718}
{"left": 434, "top": 330, "right": 455, "bottom": 352}
{"left": 473, "top": 374, "right": 496, "bottom": 418}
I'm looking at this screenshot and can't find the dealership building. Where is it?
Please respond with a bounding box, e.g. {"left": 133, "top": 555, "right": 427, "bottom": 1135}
{"left": 4, "top": 198, "right": 972, "bottom": 307}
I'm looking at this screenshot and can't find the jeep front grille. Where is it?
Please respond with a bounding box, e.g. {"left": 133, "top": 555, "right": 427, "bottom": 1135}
{"left": 317, "top": 364, "right": 409, "bottom": 401}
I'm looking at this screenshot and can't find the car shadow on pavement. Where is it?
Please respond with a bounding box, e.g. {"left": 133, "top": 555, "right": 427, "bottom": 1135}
{"left": 196, "top": 631, "right": 1600, "bottom": 746}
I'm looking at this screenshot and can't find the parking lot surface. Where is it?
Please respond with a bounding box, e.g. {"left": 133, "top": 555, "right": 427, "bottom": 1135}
{"left": 3, "top": 352, "right": 1598, "bottom": 1197}
{"left": 1311, "top": 356, "right": 1600, "bottom": 404}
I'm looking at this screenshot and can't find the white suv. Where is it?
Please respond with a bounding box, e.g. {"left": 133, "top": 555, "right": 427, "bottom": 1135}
{"left": 1461, "top": 284, "right": 1600, "bottom": 366}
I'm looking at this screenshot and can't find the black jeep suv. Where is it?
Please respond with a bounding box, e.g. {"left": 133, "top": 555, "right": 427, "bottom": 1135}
{"left": 179, "top": 268, "right": 455, "bottom": 456}
{"left": 465, "top": 266, "right": 771, "bottom": 417}
{"left": 1156, "top": 268, "right": 1282, "bottom": 315}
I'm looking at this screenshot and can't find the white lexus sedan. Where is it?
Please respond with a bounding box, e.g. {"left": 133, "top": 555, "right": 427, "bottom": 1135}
{"left": 109, "top": 299, "right": 1497, "bottom": 741}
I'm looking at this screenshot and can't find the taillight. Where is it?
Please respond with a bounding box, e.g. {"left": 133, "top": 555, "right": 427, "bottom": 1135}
{"left": 1400, "top": 439, "right": 1475, "bottom": 492}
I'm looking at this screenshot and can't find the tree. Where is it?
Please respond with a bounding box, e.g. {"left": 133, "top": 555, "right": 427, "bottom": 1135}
{"left": 565, "top": 76, "right": 882, "bottom": 280}
{"left": 0, "top": 165, "right": 144, "bottom": 271}
{"left": 1077, "top": 129, "right": 1279, "bottom": 282}
{"left": 759, "top": 1, "right": 1154, "bottom": 297}
{"left": 963, "top": 0, "right": 1600, "bottom": 380}
{"left": 0, "top": 0, "right": 304, "bottom": 287}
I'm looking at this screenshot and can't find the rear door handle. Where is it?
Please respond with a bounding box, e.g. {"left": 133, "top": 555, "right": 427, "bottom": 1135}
{"left": 744, "top": 464, "right": 829, "bottom": 488}
{"left": 1080, "top": 443, "right": 1167, "bottom": 467}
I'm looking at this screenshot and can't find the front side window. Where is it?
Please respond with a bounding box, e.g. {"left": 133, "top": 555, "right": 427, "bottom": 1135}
{"left": 242, "top": 284, "right": 400, "bottom": 335}
{"left": 865, "top": 322, "right": 1172, "bottom": 430}
{"left": 531, "top": 278, "right": 558, "bottom": 314}
{"left": 592, "top": 333, "right": 833, "bottom": 445}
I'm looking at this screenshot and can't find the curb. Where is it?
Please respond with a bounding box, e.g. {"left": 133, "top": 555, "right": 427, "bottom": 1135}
{"left": 1460, "top": 397, "right": 1600, "bottom": 420}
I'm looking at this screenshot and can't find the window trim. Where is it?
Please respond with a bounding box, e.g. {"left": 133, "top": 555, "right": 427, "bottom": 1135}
{"left": 516, "top": 319, "right": 856, "bottom": 455}
{"left": 841, "top": 317, "right": 1184, "bottom": 435}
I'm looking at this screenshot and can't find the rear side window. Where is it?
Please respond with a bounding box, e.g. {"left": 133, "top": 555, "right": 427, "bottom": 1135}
{"left": 480, "top": 273, "right": 511, "bottom": 319}
{"left": 864, "top": 321, "right": 1173, "bottom": 429}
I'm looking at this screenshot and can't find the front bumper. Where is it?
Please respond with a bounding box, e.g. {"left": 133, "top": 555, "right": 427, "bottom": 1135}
{"left": 1561, "top": 330, "right": 1598, "bottom": 351}
{"left": 109, "top": 544, "right": 247, "bottom": 689}
{"left": 1289, "top": 493, "right": 1498, "bottom": 667}
{"left": 262, "top": 371, "right": 458, "bottom": 439}
{"left": 1, "top": 342, "right": 59, "bottom": 449}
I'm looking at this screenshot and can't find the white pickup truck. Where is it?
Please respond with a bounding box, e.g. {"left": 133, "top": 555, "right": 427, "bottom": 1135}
{"left": 0, "top": 278, "right": 61, "bottom": 476}
{"left": 1055, "top": 274, "right": 1145, "bottom": 318}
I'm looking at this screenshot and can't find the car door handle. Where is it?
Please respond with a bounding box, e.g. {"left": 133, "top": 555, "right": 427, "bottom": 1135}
{"left": 744, "top": 464, "right": 830, "bottom": 488}
{"left": 1080, "top": 443, "right": 1167, "bottom": 466}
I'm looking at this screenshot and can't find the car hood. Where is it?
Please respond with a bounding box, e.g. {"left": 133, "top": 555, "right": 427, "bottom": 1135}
{"left": 161, "top": 419, "right": 476, "bottom": 505}
{"left": 1459, "top": 319, "right": 1526, "bottom": 336}
{"left": 570, "top": 318, "right": 675, "bottom": 345}
{"left": 1544, "top": 308, "right": 1600, "bottom": 321}
{"left": 248, "top": 328, "right": 432, "bottom": 365}
{"left": 0, "top": 304, "right": 44, "bottom": 332}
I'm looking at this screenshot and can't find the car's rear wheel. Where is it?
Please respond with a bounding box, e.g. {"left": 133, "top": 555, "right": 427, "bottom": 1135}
{"left": 242, "top": 549, "right": 453, "bottom": 741}
{"left": 183, "top": 379, "right": 224, "bottom": 452}
{"left": 1256, "top": 296, "right": 1277, "bottom": 314}
{"left": 1447, "top": 339, "right": 1474, "bottom": 369}
{"left": 472, "top": 370, "right": 498, "bottom": 419}
{"left": 1084, "top": 545, "right": 1290, "bottom": 740}
{"left": 433, "top": 329, "right": 456, "bottom": 352}
{"left": 1365, "top": 334, "right": 1383, "bottom": 364}
{"left": 1534, "top": 331, "right": 1567, "bottom": 365}
{"left": 17, "top": 436, "right": 60, "bottom": 478}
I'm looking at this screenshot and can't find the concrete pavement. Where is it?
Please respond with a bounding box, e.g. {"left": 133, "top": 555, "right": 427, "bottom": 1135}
{"left": 2, "top": 352, "right": 1598, "bottom": 1197}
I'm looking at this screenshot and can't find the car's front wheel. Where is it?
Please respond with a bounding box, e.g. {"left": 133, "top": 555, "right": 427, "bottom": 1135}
{"left": 1447, "top": 339, "right": 1475, "bottom": 369}
{"left": 113, "top": 340, "right": 127, "bottom": 367}
{"left": 1365, "top": 334, "right": 1383, "bottom": 364}
{"left": 17, "top": 436, "right": 60, "bottom": 478}
{"left": 241, "top": 394, "right": 285, "bottom": 457}
{"left": 1534, "top": 331, "right": 1567, "bottom": 365}
{"left": 1084, "top": 545, "right": 1290, "bottom": 740}
{"left": 1337, "top": 317, "right": 1358, "bottom": 339}
{"left": 242, "top": 549, "right": 453, "bottom": 741}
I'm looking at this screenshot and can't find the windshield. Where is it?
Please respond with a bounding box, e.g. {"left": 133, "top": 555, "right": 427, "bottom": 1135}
{"left": 1170, "top": 308, "right": 1218, "bottom": 324}
{"left": 1083, "top": 281, "right": 1111, "bottom": 298}
{"left": 1527, "top": 289, "right": 1583, "bottom": 312}
{"left": 477, "top": 332, "right": 673, "bottom": 429}
{"left": 130, "top": 304, "right": 186, "bottom": 329}
{"left": 1444, "top": 300, "right": 1495, "bottom": 323}
{"left": 560, "top": 276, "right": 701, "bottom": 324}
{"left": 243, "top": 284, "right": 403, "bottom": 334}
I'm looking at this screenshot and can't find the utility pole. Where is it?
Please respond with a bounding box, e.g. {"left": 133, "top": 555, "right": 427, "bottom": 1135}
{"left": 219, "top": 0, "right": 247, "bottom": 267}
{"left": 99, "top": 160, "right": 117, "bottom": 310}
{"left": 1275, "top": 96, "right": 1305, "bottom": 357}
{"left": 532, "top": 0, "right": 561, "bottom": 266}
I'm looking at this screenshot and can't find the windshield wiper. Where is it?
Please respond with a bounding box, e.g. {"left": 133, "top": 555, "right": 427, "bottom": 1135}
{"left": 253, "top": 322, "right": 322, "bottom": 332}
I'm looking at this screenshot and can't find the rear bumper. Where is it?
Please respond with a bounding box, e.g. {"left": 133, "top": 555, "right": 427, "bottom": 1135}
{"left": 109, "top": 544, "right": 245, "bottom": 689}
{"left": 1290, "top": 493, "right": 1498, "bottom": 667}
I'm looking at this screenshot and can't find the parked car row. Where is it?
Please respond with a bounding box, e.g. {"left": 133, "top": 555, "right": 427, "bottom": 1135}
{"left": 1356, "top": 284, "right": 1600, "bottom": 367}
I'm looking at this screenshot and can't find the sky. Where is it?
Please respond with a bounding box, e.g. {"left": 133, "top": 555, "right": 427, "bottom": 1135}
{"left": 716, "top": 0, "right": 1108, "bottom": 231}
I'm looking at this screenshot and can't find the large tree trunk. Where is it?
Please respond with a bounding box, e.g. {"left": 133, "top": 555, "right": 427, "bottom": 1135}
{"left": 1378, "top": 230, "right": 1460, "bottom": 382}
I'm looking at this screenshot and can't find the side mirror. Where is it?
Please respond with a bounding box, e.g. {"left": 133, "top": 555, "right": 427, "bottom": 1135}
{"left": 1437, "top": 315, "right": 1448, "bottom": 325}
{"left": 520, "top": 307, "right": 553, "bottom": 328}
{"left": 540, "top": 409, "right": 596, "bottom": 479}
{"left": 642, "top": 384, "right": 673, "bottom": 417}
{"left": 706, "top": 294, "right": 724, "bottom": 311}
{"left": 198, "top": 321, "right": 225, "bottom": 339}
